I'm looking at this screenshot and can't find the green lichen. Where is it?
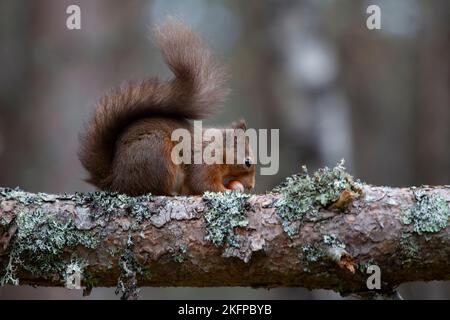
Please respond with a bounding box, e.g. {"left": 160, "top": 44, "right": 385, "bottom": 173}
{"left": 0, "top": 187, "right": 56, "bottom": 206}
{"left": 298, "top": 234, "right": 350, "bottom": 273}
{"left": 128, "top": 195, "right": 156, "bottom": 222}
{"left": 73, "top": 191, "right": 154, "bottom": 221}
{"left": 300, "top": 244, "right": 325, "bottom": 265}
{"left": 173, "top": 255, "right": 184, "bottom": 263}
{"left": 173, "top": 244, "right": 187, "bottom": 263}
{"left": 0, "top": 208, "right": 98, "bottom": 285}
{"left": 402, "top": 190, "right": 449, "bottom": 234}
{"left": 1, "top": 251, "right": 19, "bottom": 285}
{"left": 274, "top": 160, "right": 359, "bottom": 236}
{"left": 115, "top": 235, "right": 150, "bottom": 300}
{"left": 1, "top": 188, "right": 157, "bottom": 293}
{"left": 203, "top": 190, "right": 252, "bottom": 247}
{"left": 298, "top": 243, "right": 330, "bottom": 273}
{"left": 356, "top": 259, "right": 376, "bottom": 273}
{"left": 0, "top": 188, "right": 155, "bottom": 222}
{"left": 64, "top": 257, "right": 88, "bottom": 288}
{"left": 90, "top": 192, "right": 130, "bottom": 216}
{"left": 400, "top": 233, "right": 420, "bottom": 260}
{"left": 0, "top": 216, "right": 10, "bottom": 226}
{"left": 323, "top": 234, "right": 346, "bottom": 249}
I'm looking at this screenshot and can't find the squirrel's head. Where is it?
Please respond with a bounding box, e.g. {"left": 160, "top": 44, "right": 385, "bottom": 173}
{"left": 222, "top": 119, "right": 256, "bottom": 191}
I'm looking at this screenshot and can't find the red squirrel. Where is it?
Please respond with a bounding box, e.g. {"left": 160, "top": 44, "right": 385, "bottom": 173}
{"left": 78, "top": 20, "right": 255, "bottom": 196}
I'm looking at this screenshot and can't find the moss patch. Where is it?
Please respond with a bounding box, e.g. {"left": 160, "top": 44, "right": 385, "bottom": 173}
{"left": 274, "top": 161, "right": 359, "bottom": 236}
{"left": 203, "top": 190, "right": 252, "bottom": 247}
{"left": 402, "top": 190, "right": 449, "bottom": 234}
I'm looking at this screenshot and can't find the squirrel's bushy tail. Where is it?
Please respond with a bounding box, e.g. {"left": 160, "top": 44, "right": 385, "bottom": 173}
{"left": 79, "top": 19, "right": 229, "bottom": 187}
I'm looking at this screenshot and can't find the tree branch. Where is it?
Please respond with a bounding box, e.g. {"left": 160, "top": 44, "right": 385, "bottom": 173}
{"left": 0, "top": 165, "right": 449, "bottom": 298}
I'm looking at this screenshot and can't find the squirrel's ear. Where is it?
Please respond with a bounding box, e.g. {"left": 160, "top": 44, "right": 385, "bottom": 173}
{"left": 232, "top": 119, "right": 247, "bottom": 131}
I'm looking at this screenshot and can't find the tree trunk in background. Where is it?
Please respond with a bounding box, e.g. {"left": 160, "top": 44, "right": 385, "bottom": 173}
{"left": 0, "top": 2, "right": 39, "bottom": 188}
{"left": 415, "top": 2, "right": 450, "bottom": 185}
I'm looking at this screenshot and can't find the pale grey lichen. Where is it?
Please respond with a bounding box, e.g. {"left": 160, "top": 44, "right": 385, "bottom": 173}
{"left": 115, "top": 235, "right": 150, "bottom": 300}
{"left": 299, "top": 234, "right": 352, "bottom": 273}
{"left": 402, "top": 190, "right": 449, "bottom": 234}
{"left": 203, "top": 190, "right": 251, "bottom": 247}
{"left": 323, "top": 234, "right": 346, "bottom": 249}
{"left": 400, "top": 233, "right": 420, "bottom": 260}
{"left": 274, "top": 160, "right": 359, "bottom": 236}
{"left": 64, "top": 257, "right": 88, "bottom": 289}
{"left": 76, "top": 191, "right": 154, "bottom": 221}
{"left": 0, "top": 207, "right": 98, "bottom": 285}
{"left": 300, "top": 244, "right": 324, "bottom": 263}
{"left": 0, "top": 187, "right": 56, "bottom": 206}
{"left": 0, "top": 188, "right": 156, "bottom": 292}
{"left": 298, "top": 243, "right": 328, "bottom": 273}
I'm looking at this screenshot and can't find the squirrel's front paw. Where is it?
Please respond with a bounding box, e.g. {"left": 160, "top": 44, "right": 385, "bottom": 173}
{"left": 226, "top": 180, "right": 244, "bottom": 192}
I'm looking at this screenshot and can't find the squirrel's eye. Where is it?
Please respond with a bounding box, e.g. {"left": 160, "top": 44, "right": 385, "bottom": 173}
{"left": 244, "top": 158, "right": 252, "bottom": 168}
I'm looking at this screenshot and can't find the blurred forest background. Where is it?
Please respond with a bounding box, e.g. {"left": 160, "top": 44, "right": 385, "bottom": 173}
{"left": 0, "top": 0, "right": 449, "bottom": 299}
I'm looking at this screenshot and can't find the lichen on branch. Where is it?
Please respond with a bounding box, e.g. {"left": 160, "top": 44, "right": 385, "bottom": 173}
{"left": 202, "top": 190, "right": 252, "bottom": 247}
{"left": 1, "top": 204, "right": 97, "bottom": 285}
{"left": 402, "top": 190, "right": 449, "bottom": 234}
{"left": 273, "top": 160, "right": 361, "bottom": 236}
{"left": 0, "top": 167, "right": 449, "bottom": 297}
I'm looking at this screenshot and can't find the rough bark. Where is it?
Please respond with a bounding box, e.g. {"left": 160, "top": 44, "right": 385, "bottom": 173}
{"left": 0, "top": 177, "right": 449, "bottom": 297}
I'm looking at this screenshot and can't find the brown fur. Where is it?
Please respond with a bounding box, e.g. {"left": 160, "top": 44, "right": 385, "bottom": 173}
{"left": 78, "top": 19, "right": 255, "bottom": 196}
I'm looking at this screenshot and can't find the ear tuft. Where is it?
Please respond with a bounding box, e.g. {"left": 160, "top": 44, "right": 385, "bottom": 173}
{"left": 232, "top": 119, "right": 247, "bottom": 131}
